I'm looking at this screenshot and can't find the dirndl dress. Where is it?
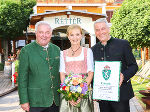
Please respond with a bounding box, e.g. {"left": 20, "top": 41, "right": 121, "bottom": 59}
{"left": 59, "top": 48, "right": 94, "bottom": 112}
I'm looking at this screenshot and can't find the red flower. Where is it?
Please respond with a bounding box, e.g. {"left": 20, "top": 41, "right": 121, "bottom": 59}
{"left": 13, "top": 74, "right": 16, "bottom": 78}
{"left": 14, "top": 72, "right": 18, "bottom": 76}
{"left": 62, "top": 86, "right": 66, "bottom": 90}
{"left": 82, "top": 75, "right": 84, "bottom": 78}
{"left": 12, "top": 72, "right": 18, "bottom": 84}
{"left": 14, "top": 79, "right": 16, "bottom": 83}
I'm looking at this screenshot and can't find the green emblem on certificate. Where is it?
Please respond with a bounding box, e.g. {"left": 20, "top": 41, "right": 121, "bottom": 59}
{"left": 102, "top": 65, "right": 111, "bottom": 80}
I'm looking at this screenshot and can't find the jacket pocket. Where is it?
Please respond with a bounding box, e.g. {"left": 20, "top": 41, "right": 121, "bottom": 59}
{"left": 54, "top": 56, "right": 60, "bottom": 63}
{"left": 42, "top": 87, "right": 52, "bottom": 103}
{"left": 28, "top": 88, "right": 43, "bottom": 105}
{"left": 55, "top": 56, "right": 60, "bottom": 59}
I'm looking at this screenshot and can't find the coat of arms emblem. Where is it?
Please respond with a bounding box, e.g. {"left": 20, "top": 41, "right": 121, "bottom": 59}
{"left": 102, "top": 65, "right": 111, "bottom": 80}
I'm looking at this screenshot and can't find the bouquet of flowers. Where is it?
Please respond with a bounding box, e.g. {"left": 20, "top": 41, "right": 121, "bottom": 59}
{"left": 57, "top": 73, "right": 91, "bottom": 105}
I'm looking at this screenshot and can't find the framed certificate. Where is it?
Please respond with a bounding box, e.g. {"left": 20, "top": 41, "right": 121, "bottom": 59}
{"left": 93, "top": 61, "right": 121, "bottom": 101}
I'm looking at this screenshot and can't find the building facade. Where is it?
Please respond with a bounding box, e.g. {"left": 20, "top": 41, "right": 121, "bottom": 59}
{"left": 1, "top": 0, "right": 124, "bottom": 58}
{"left": 24, "top": 0, "right": 123, "bottom": 50}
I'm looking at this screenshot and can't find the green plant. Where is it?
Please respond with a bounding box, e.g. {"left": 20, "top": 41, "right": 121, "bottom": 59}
{"left": 111, "top": 0, "right": 150, "bottom": 49}
{"left": 132, "top": 49, "right": 141, "bottom": 60}
{"left": 131, "top": 76, "right": 150, "bottom": 109}
{"left": 0, "top": 63, "right": 4, "bottom": 71}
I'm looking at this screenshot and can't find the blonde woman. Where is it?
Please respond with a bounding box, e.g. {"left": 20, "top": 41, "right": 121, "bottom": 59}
{"left": 59, "top": 24, "right": 94, "bottom": 112}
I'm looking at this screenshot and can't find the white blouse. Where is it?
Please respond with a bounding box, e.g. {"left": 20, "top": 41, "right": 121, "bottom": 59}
{"left": 59, "top": 47, "right": 94, "bottom": 73}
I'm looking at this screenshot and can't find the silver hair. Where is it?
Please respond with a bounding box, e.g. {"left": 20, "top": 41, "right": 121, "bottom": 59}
{"left": 94, "top": 18, "right": 109, "bottom": 27}
{"left": 35, "top": 21, "right": 52, "bottom": 32}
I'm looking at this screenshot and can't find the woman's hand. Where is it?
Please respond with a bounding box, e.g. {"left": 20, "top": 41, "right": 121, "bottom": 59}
{"left": 69, "top": 97, "right": 81, "bottom": 106}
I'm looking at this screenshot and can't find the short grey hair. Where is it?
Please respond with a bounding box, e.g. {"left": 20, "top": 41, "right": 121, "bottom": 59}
{"left": 94, "top": 18, "right": 109, "bottom": 27}
{"left": 35, "top": 21, "right": 52, "bottom": 32}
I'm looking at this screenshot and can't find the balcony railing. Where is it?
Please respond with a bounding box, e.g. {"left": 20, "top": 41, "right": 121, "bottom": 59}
{"left": 37, "top": 0, "right": 106, "bottom": 4}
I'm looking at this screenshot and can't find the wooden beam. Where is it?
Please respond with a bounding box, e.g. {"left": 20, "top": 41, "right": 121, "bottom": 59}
{"left": 13, "top": 40, "right": 16, "bottom": 54}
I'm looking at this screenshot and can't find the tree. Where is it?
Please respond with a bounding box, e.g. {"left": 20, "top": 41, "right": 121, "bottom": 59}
{"left": 0, "top": 0, "right": 36, "bottom": 40}
{"left": 0, "top": 0, "right": 36, "bottom": 60}
{"left": 111, "top": 0, "right": 150, "bottom": 65}
{"left": 111, "top": 0, "right": 150, "bottom": 49}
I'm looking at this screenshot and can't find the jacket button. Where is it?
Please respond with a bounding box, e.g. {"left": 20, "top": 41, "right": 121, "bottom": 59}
{"left": 51, "top": 86, "right": 55, "bottom": 89}
{"left": 51, "top": 76, "right": 54, "bottom": 79}
{"left": 49, "top": 66, "right": 52, "bottom": 70}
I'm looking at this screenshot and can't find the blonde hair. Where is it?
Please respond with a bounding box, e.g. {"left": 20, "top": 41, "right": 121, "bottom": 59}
{"left": 67, "top": 24, "right": 83, "bottom": 36}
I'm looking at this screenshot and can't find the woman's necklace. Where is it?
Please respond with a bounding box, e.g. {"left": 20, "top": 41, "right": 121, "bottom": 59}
{"left": 71, "top": 46, "right": 81, "bottom": 56}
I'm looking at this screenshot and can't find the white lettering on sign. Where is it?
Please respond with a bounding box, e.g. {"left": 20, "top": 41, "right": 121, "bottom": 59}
{"left": 55, "top": 17, "right": 81, "bottom": 24}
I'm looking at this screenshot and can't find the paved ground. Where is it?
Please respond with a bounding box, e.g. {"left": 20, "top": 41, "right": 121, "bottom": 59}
{"left": 0, "top": 90, "right": 24, "bottom": 112}
{"left": 0, "top": 90, "right": 145, "bottom": 112}
{"left": 0, "top": 71, "right": 145, "bottom": 112}
{"left": 94, "top": 97, "right": 145, "bottom": 112}
{"left": 0, "top": 71, "right": 17, "bottom": 97}
{"left": 130, "top": 97, "right": 145, "bottom": 112}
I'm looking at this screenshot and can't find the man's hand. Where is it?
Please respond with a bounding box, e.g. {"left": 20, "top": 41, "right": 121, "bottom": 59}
{"left": 21, "top": 103, "right": 30, "bottom": 112}
{"left": 119, "top": 73, "right": 124, "bottom": 87}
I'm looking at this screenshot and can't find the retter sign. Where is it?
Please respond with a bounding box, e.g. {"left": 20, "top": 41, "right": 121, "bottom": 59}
{"left": 55, "top": 17, "right": 81, "bottom": 24}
